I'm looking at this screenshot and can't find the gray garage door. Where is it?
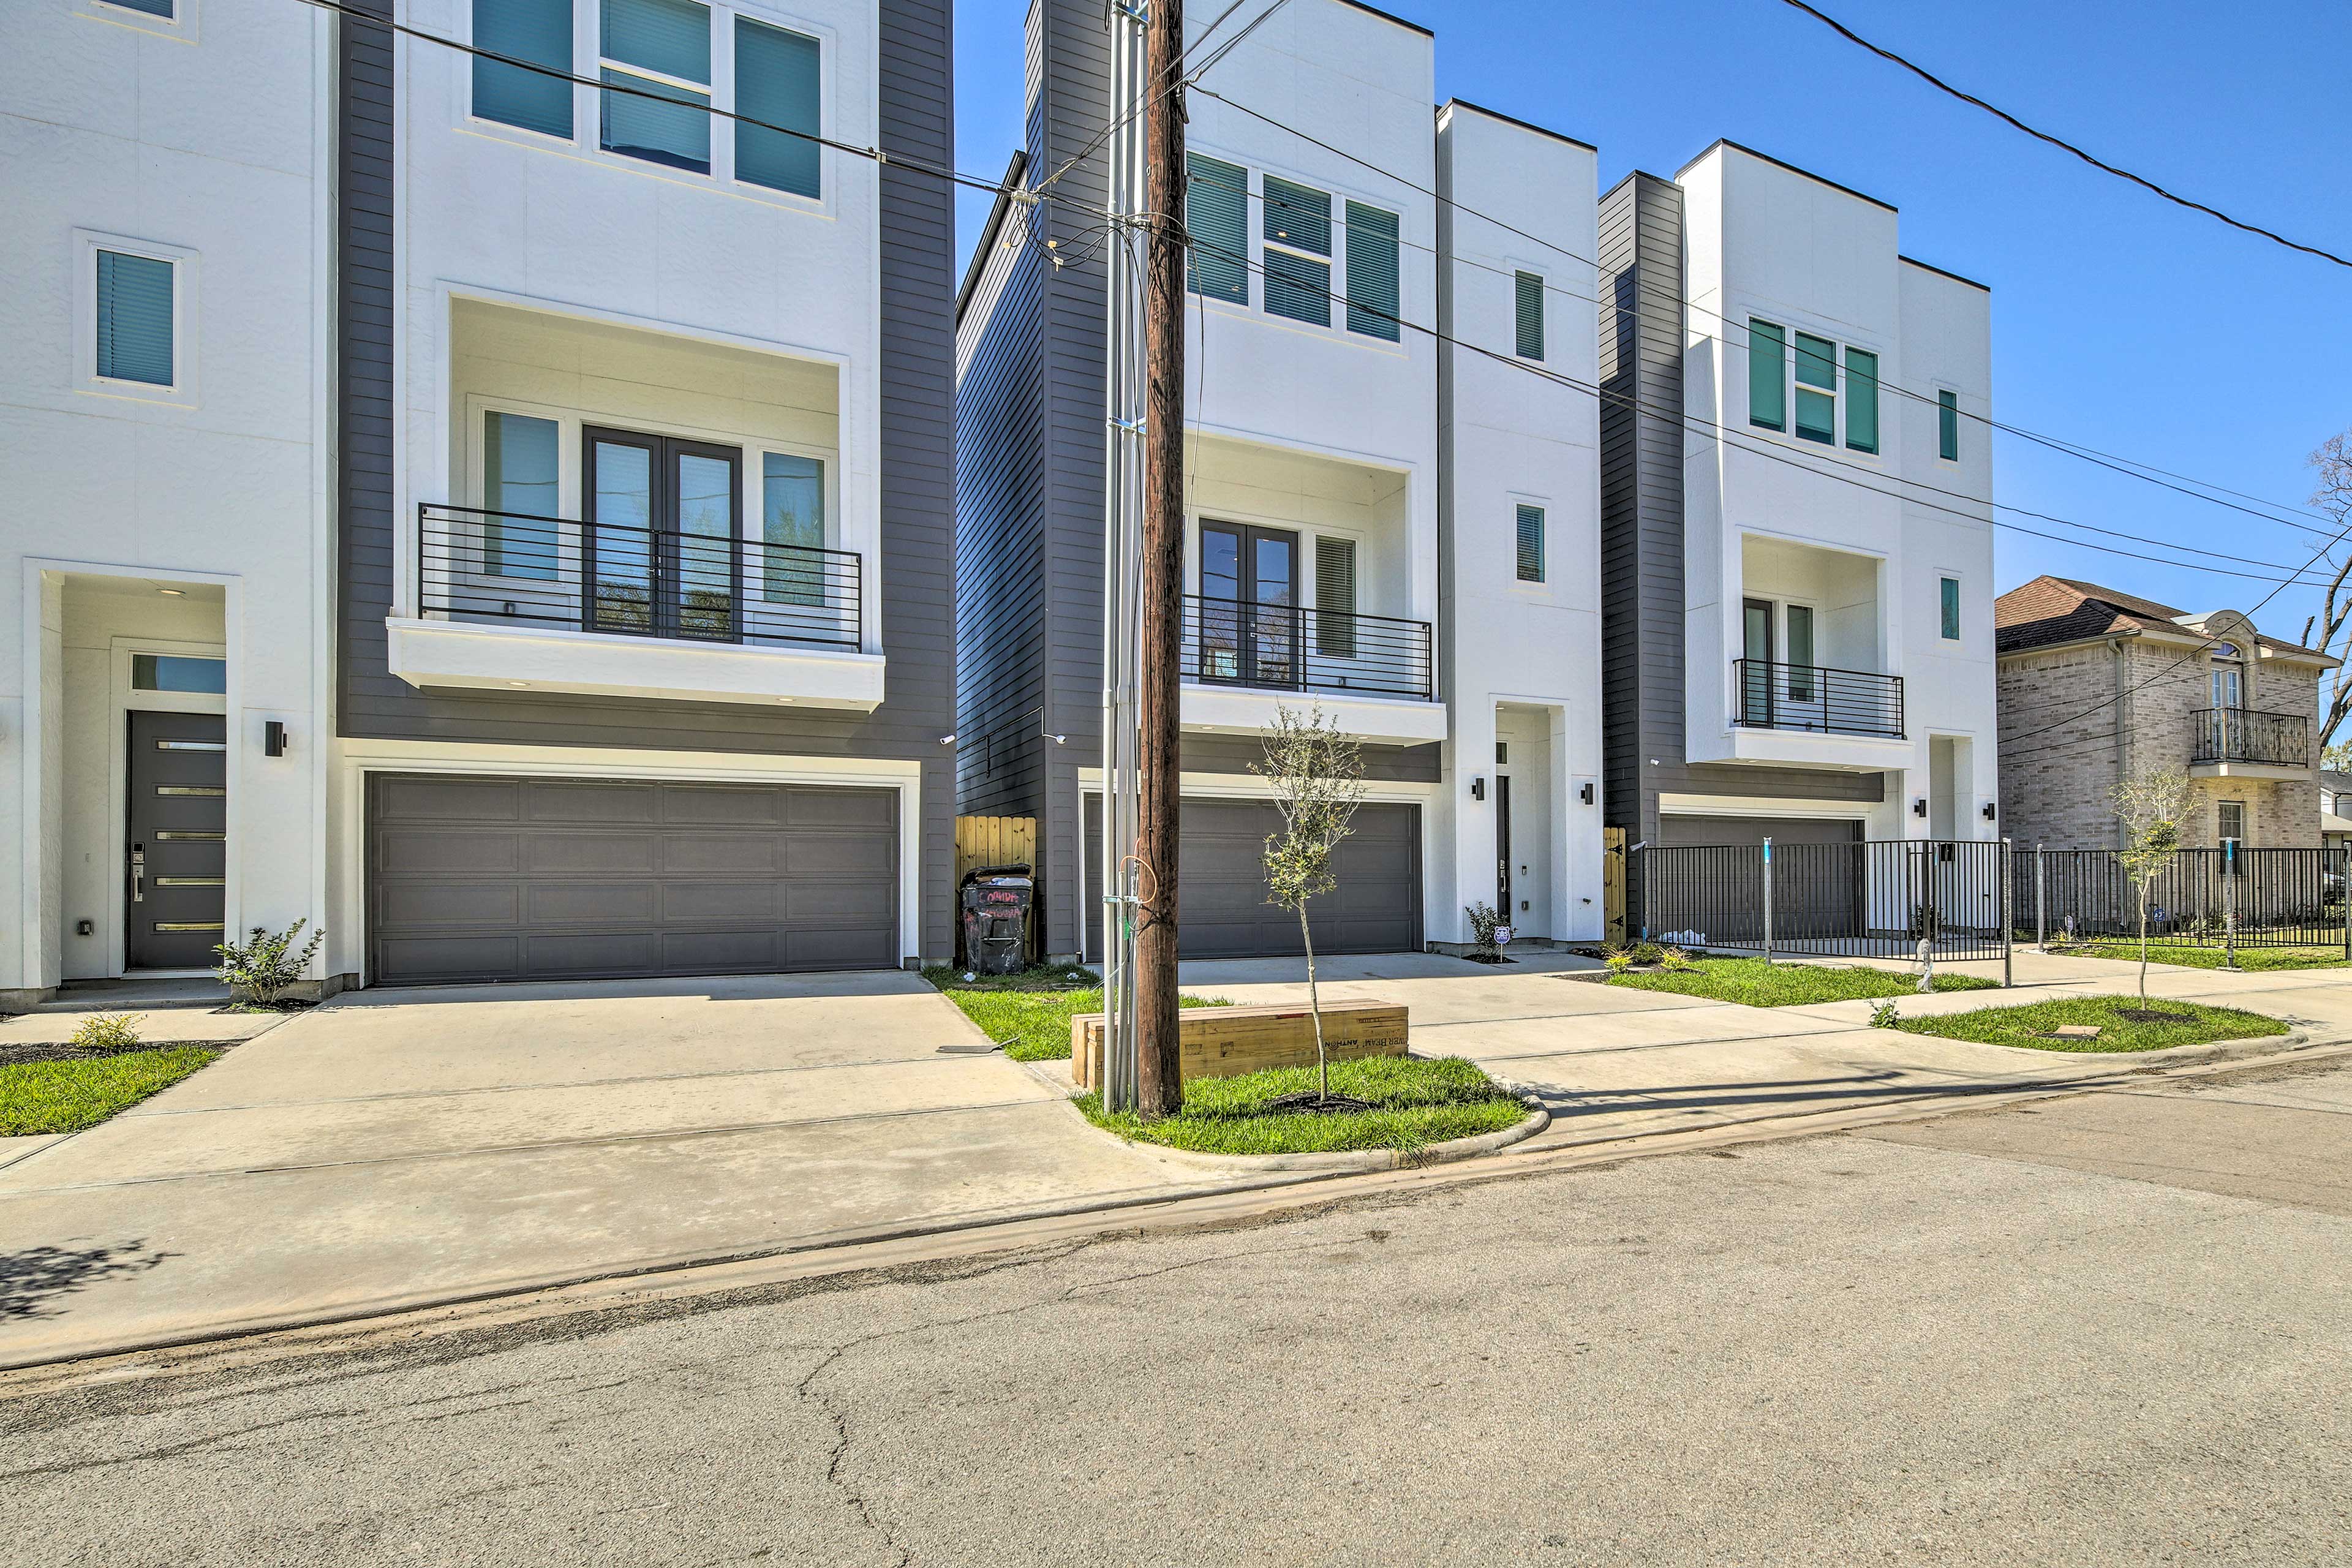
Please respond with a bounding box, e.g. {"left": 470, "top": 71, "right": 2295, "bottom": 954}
{"left": 368, "top": 774, "right": 898, "bottom": 984}
{"left": 1656, "top": 815, "right": 1863, "bottom": 848}
{"left": 1086, "top": 797, "right": 1420, "bottom": 960}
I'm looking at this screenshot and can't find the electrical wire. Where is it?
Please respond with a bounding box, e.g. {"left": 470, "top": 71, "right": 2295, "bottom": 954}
{"left": 1774, "top": 0, "right": 2352, "bottom": 271}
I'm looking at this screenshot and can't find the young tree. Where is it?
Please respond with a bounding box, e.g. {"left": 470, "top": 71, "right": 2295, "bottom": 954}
{"left": 2299, "top": 432, "right": 2352, "bottom": 754}
{"left": 2111, "top": 768, "right": 2193, "bottom": 1011}
{"left": 1252, "top": 704, "right": 1365, "bottom": 1106}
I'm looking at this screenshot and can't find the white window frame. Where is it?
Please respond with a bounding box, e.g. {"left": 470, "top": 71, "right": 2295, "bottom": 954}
{"left": 1936, "top": 386, "right": 1963, "bottom": 466}
{"left": 77, "top": 0, "right": 195, "bottom": 43}
{"left": 75, "top": 230, "right": 198, "bottom": 407}
{"left": 1260, "top": 172, "right": 1338, "bottom": 334}
{"left": 597, "top": 0, "right": 718, "bottom": 177}
{"left": 1510, "top": 496, "right": 1548, "bottom": 589}
{"left": 1937, "top": 572, "right": 1963, "bottom": 643}
{"left": 1746, "top": 313, "right": 1887, "bottom": 461}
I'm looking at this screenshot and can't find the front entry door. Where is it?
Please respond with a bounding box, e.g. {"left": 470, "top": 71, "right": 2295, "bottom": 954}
{"left": 1495, "top": 774, "right": 1513, "bottom": 919}
{"left": 1199, "top": 521, "right": 1300, "bottom": 687}
{"left": 127, "top": 711, "right": 227, "bottom": 969}
{"left": 583, "top": 428, "right": 743, "bottom": 641}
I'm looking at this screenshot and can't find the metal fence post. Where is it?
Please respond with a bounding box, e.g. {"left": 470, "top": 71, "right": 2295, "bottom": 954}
{"left": 2223, "top": 839, "right": 2238, "bottom": 970}
{"left": 2002, "top": 838, "right": 2015, "bottom": 987}
{"left": 1762, "top": 837, "right": 1774, "bottom": 966}
{"left": 2035, "top": 843, "right": 2047, "bottom": 952}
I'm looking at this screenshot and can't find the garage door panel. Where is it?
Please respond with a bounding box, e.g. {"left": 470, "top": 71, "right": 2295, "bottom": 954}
{"left": 369, "top": 775, "right": 899, "bottom": 983}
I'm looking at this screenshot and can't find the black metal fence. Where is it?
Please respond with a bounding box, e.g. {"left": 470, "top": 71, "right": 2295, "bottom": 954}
{"left": 1637, "top": 839, "right": 2011, "bottom": 962}
{"left": 2189, "top": 707, "right": 2309, "bottom": 767}
{"left": 2017, "top": 845, "right": 2349, "bottom": 951}
{"left": 1732, "top": 658, "right": 1905, "bottom": 739}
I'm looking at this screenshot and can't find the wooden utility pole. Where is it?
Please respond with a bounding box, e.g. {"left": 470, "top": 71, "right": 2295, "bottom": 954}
{"left": 1134, "top": 0, "right": 1186, "bottom": 1118}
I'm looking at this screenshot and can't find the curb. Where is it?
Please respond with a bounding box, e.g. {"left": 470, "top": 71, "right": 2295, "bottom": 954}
{"left": 1109, "top": 1090, "right": 1551, "bottom": 1174}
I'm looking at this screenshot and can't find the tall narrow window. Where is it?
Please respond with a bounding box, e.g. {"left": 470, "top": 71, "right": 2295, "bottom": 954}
{"left": 1844, "top": 346, "right": 1879, "bottom": 454}
{"left": 600, "top": 0, "right": 711, "bottom": 173}
{"left": 1344, "top": 202, "right": 1400, "bottom": 341}
{"left": 96, "top": 249, "right": 175, "bottom": 387}
{"left": 1793, "top": 332, "right": 1837, "bottom": 443}
{"left": 473, "top": 0, "right": 575, "bottom": 137}
{"left": 1748, "top": 319, "right": 1785, "bottom": 431}
{"left": 761, "top": 453, "right": 825, "bottom": 606}
{"left": 736, "top": 18, "right": 820, "bottom": 197}
{"left": 1515, "top": 271, "right": 1545, "bottom": 360}
{"left": 1262, "top": 175, "right": 1332, "bottom": 328}
{"left": 1939, "top": 575, "right": 1962, "bottom": 641}
{"left": 1185, "top": 154, "right": 1248, "bottom": 306}
{"left": 2218, "top": 800, "right": 2245, "bottom": 845}
{"left": 1515, "top": 505, "right": 1545, "bottom": 584}
{"left": 483, "top": 412, "right": 561, "bottom": 580}
{"left": 1785, "top": 604, "right": 1815, "bottom": 701}
{"left": 1314, "top": 536, "right": 1357, "bottom": 657}
{"left": 1937, "top": 388, "right": 1961, "bottom": 461}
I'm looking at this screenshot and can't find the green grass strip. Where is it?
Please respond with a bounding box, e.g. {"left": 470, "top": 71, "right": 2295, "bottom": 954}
{"left": 1080, "top": 1054, "right": 1528, "bottom": 1156}
{"left": 1887, "top": 994, "right": 2288, "bottom": 1054}
{"left": 924, "top": 966, "right": 1228, "bottom": 1061}
{"left": 0, "top": 1047, "right": 222, "bottom": 1136}
{"left": 2055, "top": 941, "right": 2350, "bottom": 973}
{"left": 1607, "top": 957, "right": 1997, "bottom": 1008}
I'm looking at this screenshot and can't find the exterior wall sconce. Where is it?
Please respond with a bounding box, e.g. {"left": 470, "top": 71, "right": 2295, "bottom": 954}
{"left": 1982, "top": 801, "right": 1997, "bottom": 821}
{"left": 1579, "top": 781, "right": 1595, "bottom": 804}
{"left": 1471, "top": 776, "right": 1486, "bottom": 801}
{"left": 1912, "top": 797, "right": 1928, "bottom": 818}
{"left": 265, "top": 720, "right": 288, "bottom": 757}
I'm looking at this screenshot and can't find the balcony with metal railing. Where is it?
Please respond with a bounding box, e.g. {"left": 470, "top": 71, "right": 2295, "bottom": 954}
{"left": 1731, "top": 658, "right": 1905, "bottom": 740}
{"left": 2190, "top": 707, "right": 2309, "bottom": 775}
{"left": 1177, "top": 595, "right": 1446, "bottom": 745}
{"left": 387, "top": 503, "right": 884, "bottom": 710}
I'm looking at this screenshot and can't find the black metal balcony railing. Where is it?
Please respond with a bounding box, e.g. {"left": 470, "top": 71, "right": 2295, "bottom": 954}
{"left": 1732, "top": 658, "right": 1904, "bottom": 740}
{"left": 2192, "top": 707, "right": 2309, "bottom": 767}
{"left": 417, "top": 503, "right": 861, "bottom": 649}
{"left": 1183, "top": 595, "right": 1434, "bottom": 701}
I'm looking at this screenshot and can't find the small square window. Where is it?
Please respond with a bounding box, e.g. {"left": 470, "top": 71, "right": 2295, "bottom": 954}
{"left": 97, "top": 250, "right": 175, "bottom": 387}
{"left": 78, "top": 232, "right": 194, "bottom": 404}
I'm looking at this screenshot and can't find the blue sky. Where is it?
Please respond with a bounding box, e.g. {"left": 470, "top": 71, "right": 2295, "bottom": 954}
{"left": 952, "top": 0, "right": 2352, "bottom": 634}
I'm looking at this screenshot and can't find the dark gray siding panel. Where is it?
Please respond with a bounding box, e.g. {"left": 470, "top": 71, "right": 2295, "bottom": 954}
{"left": 1597, "top": 175, "right": 1875, "bottom": 846}
{"left": 334, "top": 0, "right": 959, "bottom": 960}
{"left": 1178, "top": 735, "right": 1441, "bottom": 783}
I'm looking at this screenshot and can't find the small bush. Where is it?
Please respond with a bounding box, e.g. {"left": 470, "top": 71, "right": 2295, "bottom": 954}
{"left": 214, "top": 918, "right": 324, "bottom": 1008}
{"left": 69, "top": 1012, "right": 143, "bottom": 1051}
{"left": 1629, "top": 940, "right": 1664, "bottom": 966}
{"left": 1868, "top": 998, "right": 1900, "bottom": 1029}
{"left": 1604, "top": 952, "right": 1633, "bottom": 976}
{"left": 1660, "top": 946, "right": 1695, "bottom": 973}
{"left": 1463, "top": 902, "right": 1506, "bottom": 959}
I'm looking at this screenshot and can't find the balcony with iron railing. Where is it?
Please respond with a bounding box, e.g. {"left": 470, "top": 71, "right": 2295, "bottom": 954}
{"left": 2190, "top": 707, "right": 2309, "bottom": 772}
{"left": 387, "top": 503, "right": 884, "bottom": 710}
{"left": 1732, "top": 658, "right": 1904, "bottom": 740}
{"left": 1176, "top": 595, "right": 1445, "bottom": 744}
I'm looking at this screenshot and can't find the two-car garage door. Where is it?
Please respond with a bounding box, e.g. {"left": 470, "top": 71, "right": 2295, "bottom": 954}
{"left": 1085, "top": 797, "right": 1422, "bottom": 960}
{"left": 368, "top": 774, "right": 899, "bottom": 984}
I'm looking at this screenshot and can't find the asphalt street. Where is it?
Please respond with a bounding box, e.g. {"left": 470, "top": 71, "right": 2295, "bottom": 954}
{"left": 5, "top": 1055, "right": 2349, "bottom": 1567}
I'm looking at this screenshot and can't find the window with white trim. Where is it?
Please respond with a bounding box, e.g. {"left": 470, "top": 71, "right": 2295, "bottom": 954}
{"left": 1515, "top": 505, "right": 1545, "bottom": 584}
{"left": 1262, "top": 175, "right": 1332, "bottom": 328}
{"left": 78, "top": 233, "right": 194, "bottom": 403}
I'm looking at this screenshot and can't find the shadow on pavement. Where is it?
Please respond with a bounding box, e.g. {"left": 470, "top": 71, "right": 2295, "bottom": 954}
{"left": 1, "top": 1240, "right": 172, "bottom": 1322}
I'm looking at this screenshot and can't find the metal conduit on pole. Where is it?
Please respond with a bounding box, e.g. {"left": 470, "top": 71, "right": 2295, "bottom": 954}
{"left": 1761, "top": 837, "right": 1774, "bottom": 966}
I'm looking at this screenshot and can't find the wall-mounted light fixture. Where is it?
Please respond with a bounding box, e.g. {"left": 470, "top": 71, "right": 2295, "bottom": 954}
{"left": 264, "top": 720, "right": 287, "bottom": 757}
{"left": 1579, "top": 781, "right": 1595, "bottom": 805}
{"left": 1913, "top": 797, "right": 1928, "bottom": 818}
{"left": 1471, "top": 776, "right": 1486, "bottom": 802}
{"left": 1982, "top": 801, "right": 1997, "bottom": 821}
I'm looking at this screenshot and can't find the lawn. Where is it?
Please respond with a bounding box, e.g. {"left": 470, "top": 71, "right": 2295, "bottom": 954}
{"left": 0, "top": 1046, "right": 221, "bottom": 1136}
{"left": 1079, "top": 1054, "right": 1528, "bottom": 1156}
{"left": 923, "top": 964, "right": 1229, "bottom": 1061}
{"left": 1604, "top": 957, "right": 1998, "bottom": 1008}
{"left": 1886, "top": 995, "right": 2290, "bottom": 1054}
{"left": 2054, "top": 940, "right": 2350, "bottom": 973}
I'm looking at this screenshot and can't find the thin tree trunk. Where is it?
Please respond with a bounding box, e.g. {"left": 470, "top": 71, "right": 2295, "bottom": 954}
{"left": 2138, "top": 888, "right": 2150, "bottom": 1009}
{"left": 1300, "top": 905, "right": 1327, "bottom": 1103}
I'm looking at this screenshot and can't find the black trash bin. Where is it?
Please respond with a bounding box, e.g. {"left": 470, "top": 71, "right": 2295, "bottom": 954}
{"left": 960, "top": 864, "right": 1034, "bottom": 976}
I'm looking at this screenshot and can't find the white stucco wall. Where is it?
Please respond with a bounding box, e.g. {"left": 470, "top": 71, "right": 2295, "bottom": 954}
{"left": 1, "top": 0, "right": 334, "bottom": 995}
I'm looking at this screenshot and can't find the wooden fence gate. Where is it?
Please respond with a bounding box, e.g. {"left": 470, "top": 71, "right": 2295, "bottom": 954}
{"left": 1603, "top": 826, "right": 1627, "bottom": 946}
{"left": 954, "top": 815, "right": 1039, "bottom": 966}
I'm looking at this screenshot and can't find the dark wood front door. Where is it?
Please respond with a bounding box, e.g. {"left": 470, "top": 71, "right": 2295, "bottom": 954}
{"left": 127, "top": 711, "right": 227, "bottom": 969}
{"left": 582, "top": 428, "right": 743, "bottom": 641}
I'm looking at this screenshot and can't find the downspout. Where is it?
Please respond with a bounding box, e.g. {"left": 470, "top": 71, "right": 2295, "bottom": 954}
{"left": 2111, "top": 636, "right": 2131, "bottom": 849}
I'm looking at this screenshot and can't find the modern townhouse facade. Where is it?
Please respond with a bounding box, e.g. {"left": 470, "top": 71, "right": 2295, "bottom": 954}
{"left": 954, "top": 0, "right": 1604, "bottom": 962}
{"left": 1996, "top": 576, "right": 2332, "bottom": 851}
{"left": 2, "top": 0, "right": 956, "bottom": 1005}
{"left": 1600, "top": 143, "right": 1999, "bottom": 865}
{"left": 4, "top": 0, "right": 338, "bottom": 1009}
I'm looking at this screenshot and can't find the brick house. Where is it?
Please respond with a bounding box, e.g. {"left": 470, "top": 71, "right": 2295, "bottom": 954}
{"left": 1996, "top": 576, "right": 2334, "bottom": 850}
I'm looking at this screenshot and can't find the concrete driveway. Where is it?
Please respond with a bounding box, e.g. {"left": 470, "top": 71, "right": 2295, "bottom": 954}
{"left": 0, "top": 971, "right": 1202, "bottom": 1367}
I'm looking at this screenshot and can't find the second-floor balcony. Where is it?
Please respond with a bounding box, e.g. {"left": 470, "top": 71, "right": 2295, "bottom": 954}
{"left": 1176, "top": 595, "right": 1446, "bottom": 746}
{"left": 1733, "top": 658, "right": 1905, "bottom": 740}
{"left": 2191, "top": 707, "right": 2309, "bottom": 772}
{"left": 387, "top": 503, "right": 883, "bottom": 710}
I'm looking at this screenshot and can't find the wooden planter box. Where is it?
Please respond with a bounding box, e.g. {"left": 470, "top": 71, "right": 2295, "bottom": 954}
{"left": 1069, "top": 1000, "right": 1408, "bottom": 1089}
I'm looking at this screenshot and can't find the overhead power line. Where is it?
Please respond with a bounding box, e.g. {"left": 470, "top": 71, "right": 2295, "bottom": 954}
{"left": 1775, "top": 0, "right": 2352, "bottom": 271}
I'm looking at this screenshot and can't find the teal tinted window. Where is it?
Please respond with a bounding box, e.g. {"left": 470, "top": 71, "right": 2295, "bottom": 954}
{"left": 105, "top": 0, "right": 175, "bottom": 17}
{"left": 132, "top": 654, "right": 225, "bottom": 693}
{"left": 1343, "top": 202, "right": 1399, "bottom": 341}
{"left": 1262, "top": 176, "right": 1330, "bottom": 256}
{"left": 1515, "top": 505, "right": 1545, "bottom": 584}
{"left": 1940, "top": 576, "right": 1961, "bottom": 641}
{"left": 602, "top": 0, "right": 707, "bottom": 81}
{"left": 484, "top": 412, "right": 561, "bottom": 579}
{"left": 1264, "top": 249, "right": 1330, "bottom": 328}
{"left": 96, "top": 251, "right": 174, "bottom": 387}
{"left": 1938, "top": 389, "right": 1960, "bottom": 461}
{"left": 1793, "top": 333, "right": 1836, "bottom": 443}
{"left": 1747, "top": 320, "right": 1784, "bottom": 431}
{"left": 1185, "top": 154, "right": 1248, "bottom": 306}
{"left": 761, "top": 453, "right": 824, "bottom": 605}
{"left": 736, "top": 18, "right": 820, "bottom": 197}
{"left": 1844, "top": 347, "right": 1879, "bottom": 454}
{"left": 601, "top": 0, "right": 709, "bottom": 171}
{"left": 1515, "top": 271, "right": 1545, "bottom": 360}
{"left": 473, "top": 0, "right": 574, "bottom": 138}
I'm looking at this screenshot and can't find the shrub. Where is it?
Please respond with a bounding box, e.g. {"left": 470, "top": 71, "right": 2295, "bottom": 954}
{"left": 1868, "top": 998, "right": 1900, "bottom": 1029}
{"left": 1463, "top": 901, "right": 1507, "bottom": 960}
{"left": 214, "top": 919, "right": 324, "bottom": 1008}
{"left": 1629, "top": 940, "right": 1664, "bottom": 966}
{"left": 69, "top": 1012, "right": 143, "bottom": 1051}
{"left": 1660, "top": 946, "right": 1695, "bottom": 973}
{"left": 1604, "top": 952, "right": 1633, "bottom": 976}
